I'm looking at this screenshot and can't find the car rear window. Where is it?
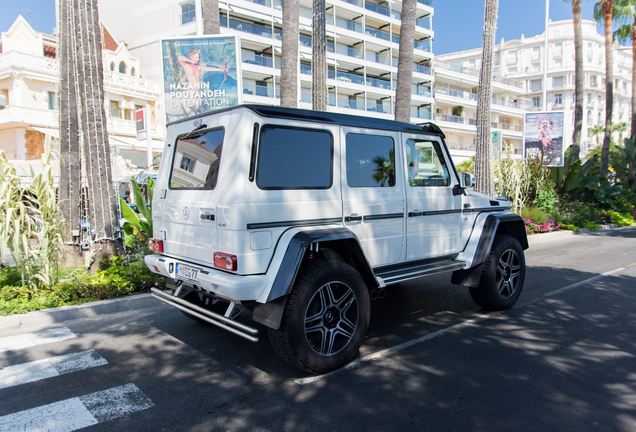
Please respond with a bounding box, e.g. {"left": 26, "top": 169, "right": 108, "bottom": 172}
{"left": 169, "top": 128, "right": 225, "bottom": 189}
{"left": 256, "top": 126, "right": 333, "bottom": 189}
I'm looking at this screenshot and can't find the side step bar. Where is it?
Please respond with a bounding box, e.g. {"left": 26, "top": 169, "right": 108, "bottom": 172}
{"left": 151, "top": 288, "right": 259, "bottom": 343}
{"left": 375, "top": 260, "right": 466, "bottom": 286}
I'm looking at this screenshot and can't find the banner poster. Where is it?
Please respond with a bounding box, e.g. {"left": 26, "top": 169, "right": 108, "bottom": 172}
{"left": 523, "top": 111, "right": 565, "bottom": 167}
{"left": 161, "top": 36, "right": 241, "bottom": 123}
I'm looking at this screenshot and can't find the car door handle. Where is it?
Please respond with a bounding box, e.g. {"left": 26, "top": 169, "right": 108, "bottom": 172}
{"left": 408, "top": 211, "right": 423, "bottom": 217}
{"left": 345, "top": 215, "right": 363, "bottom": 222}
{"left": 200, "top": 213, "right": 215, "bottom": 221}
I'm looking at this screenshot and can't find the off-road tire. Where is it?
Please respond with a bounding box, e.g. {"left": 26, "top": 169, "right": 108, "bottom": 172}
{"left": 470, "top": 234, "right": 525, "bottom": 310}
{"left": 269, "top": 259, "right": 371, "bottom": 374}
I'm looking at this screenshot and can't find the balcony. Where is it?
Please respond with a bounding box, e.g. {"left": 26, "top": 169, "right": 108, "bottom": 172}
{"left": 365, "top": 2, "right": 390, "bottom": 17}
{"left": 337, "top": 97, "right": 365, "bottom": 111}
{"left": 335, "top": 71, "right": 365, "bottom": 85}
{"left": 414, "top": 40, "right": 431, "bottom": 52}
{"left": 365, "top": 26, "right": 391, "bottom": 42}
{"left": 436, "top": 87, "right": 478, "bottom": 101}
{"left": 243, "top": 83, "right": 273, "bottom": 97}
{"left": 0, "top": 105, "right": 58, "bottom": 128}
{"left": 437, "top": 114, "right": 465, "bottom": 124}
{"left": 411, "top": 110, "right": 432, "bottom": 120}
{"left": 413, "top": 64, "right": 431, "bottom": 75}
{"left": 412, "top": 87, "right": 432, "bottom": 97}
{"left": 366, "top": 52, "right": 392, "bottom": 66}
{"left": 366, "top": 76, "right": 391, "bottom": 90}
{"left": 242, "top": 51, "right": 279, "bottom": 69}
{"left": 335, "top": 44, "right": 364, "bottom": 60}
{"left": 225, "top": 17, "right": 281, "bottom": 40}
{"left": 367, "top": 102, "right": 392, "bottom": 114}
{"left": 336, "top": 17, "right": 363, "bottom": 33}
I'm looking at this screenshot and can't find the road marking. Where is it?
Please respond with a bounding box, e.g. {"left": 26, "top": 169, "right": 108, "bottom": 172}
{"left": 296, "top": 262, "right": 636, "bottom": 385}
{"left": 0, "top": 327, "right": 77, "bottom": 353}
{"left": 0, "top": 383, "right": 154, "bottom": 432}
{"left": 0, "top": 350, "right": 108, "bottom": 390}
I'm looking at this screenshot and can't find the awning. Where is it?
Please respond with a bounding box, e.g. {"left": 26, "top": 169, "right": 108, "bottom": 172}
{"left": 108, "top": 135, "right": 164, "bottom": 152}
{"left": 31, "top": 127, "right": 60, "bottom": 139}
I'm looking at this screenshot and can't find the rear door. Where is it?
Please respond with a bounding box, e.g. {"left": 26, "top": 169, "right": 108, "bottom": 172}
{"left": 403, "top": 135, "right": 462, "bottom": 260}
{"left": 154, "top": 114, "right": 231, "bottom": 266}
{"left": 341, "top": 128, "right": 405, "bottom": 267}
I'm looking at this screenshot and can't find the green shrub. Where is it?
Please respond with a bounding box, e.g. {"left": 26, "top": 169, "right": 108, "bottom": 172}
{"left": 521, "top": 206, "right": 551, "bottom": 225}
{"left": 606, "top": 211, "right": 635, "bottom": 227}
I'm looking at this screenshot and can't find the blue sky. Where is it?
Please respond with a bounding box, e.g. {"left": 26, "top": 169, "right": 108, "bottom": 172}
{"left": 0, "top": 0, "right": 608, "bottom": 55}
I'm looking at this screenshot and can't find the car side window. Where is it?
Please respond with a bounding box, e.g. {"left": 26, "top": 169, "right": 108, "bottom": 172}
{"left": 405, "top": 139, "right": 450, "bottom": 187}
{"left": 346, "top": 133, "right": 395, "bottom": 187}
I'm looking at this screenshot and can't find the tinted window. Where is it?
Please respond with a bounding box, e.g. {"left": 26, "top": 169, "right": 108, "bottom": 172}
{"left": 346, "top": 133, "right": 395, "bottom": 187}
{"left": 256, "top": 126, "right": 332, "bottom": 189}
{"left": 405, "top": 139, "right": 450, "bottom": 187}
{"left": 169, "top": 128, "right": 224, "bottom": 189}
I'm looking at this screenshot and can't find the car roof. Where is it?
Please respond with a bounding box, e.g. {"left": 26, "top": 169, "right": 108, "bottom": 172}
{"left": 168, "top": 104, "right": 445, "bottom": 138}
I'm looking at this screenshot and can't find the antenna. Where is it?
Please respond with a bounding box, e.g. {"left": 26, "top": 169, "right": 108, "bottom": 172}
{"left": 22, "top": 8, "right": 33, "bottom": 26}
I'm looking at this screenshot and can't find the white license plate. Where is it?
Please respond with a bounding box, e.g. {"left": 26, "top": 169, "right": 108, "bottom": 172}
{"left": 175, "top": 263, "right": 200, "bottom": 282}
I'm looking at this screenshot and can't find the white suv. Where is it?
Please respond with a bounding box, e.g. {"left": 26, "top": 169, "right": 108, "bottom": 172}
{"left": 146, "top": 105, "right": 528, "bottom": 374}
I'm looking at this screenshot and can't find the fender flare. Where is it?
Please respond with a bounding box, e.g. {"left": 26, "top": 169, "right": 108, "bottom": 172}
{"left": 252, "top": 227, "right": 375, "bottom": 329}
{"left": 452, "top": 212, "right": 528, "bottom": 288}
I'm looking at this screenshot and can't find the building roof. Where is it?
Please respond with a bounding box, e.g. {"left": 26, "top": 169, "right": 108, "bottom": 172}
{"left": 101, "top": 25, "right": 119, "bottom": 52}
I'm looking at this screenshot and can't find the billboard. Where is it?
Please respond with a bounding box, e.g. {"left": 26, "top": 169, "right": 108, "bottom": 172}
{"left": 161, "top": 36, "right": 241, "bottom": 123}
{"left": 523, "top": 111, "right": 565, "bottom": 167}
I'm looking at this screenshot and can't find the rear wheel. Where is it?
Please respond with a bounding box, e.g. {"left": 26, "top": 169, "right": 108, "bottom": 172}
{"left": 269, "top": 259, "right": 370, "bottom": 374}
{"left": 469, "top": 235, "right": 525, "bottom": 310}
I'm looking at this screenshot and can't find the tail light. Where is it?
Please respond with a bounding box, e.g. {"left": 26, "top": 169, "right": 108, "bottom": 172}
{"left": 148, "top": 238, "right": 164, "bottom": 253}
{"left": 214, "top": 252, "right": 237, "bottom": 272}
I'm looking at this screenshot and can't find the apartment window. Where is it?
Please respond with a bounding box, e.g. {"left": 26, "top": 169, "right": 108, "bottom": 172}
{"left": 47, "top": 91, "right": 57, "bottom": 110}
{"left": 507, "top": 50, "right": 518, "bottom": 64}
{"left": 110, "top": 62, "right": 115, "bottom": 71}
{"left": 508, "top": 67, "right": 517, "bottom": 74}
{"left": 554, "top": 42, "right": 563, "bottom": 57}
{"left": 532, "top": 96, "right": 541, "bottom": 107}
{"left": 181, "top": 2, "right": 196, "bottom": 25}
{"left": 532, "top": 62, "right": 540, "bottom": 72}
{"left": 554, "top": 94, "right": 563, "bottom": 105}
{"left": 532, "top": 46, "right": 541, "bottom": 61}
{"left": 0, "top": 89, "right": 9, "bottom": 109}
{"left": 530, "top": 79, "right": 542, "bottom": 91}
{"left": 553, "top": 76, "right": 564, "bottom": 89}
{"left": 109, "top": 100, "right": 121, "bottom": 118}
{"left": 131, "top": 67, "right": 136, "bottom": 77}
{"left": 119, "top": 61, "right": 127, "bottom": 74}
{"left": 590, "top": 75, "right": 598, "bottom": 87}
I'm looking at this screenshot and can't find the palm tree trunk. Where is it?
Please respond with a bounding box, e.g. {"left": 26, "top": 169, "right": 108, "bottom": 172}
{"left": 475, "top": 0, "right": 498, "bottom": 197}
{"left": 58, "top": 0, "right": 81, "bottom": 242}
{"left": 202, "top": 0, "right": 220, "bottom": 34}
{"left": 394, "top": 0, "right": 417, "bottom": 122}
{"left": 312, "top": 0, "right": 327, "bottom": 111}
{"left": 631, "top": 19, "right": 636, "bottom": 138}
{"left": 600, "top": 0, "right": 615, "bottom": 178}
{"left": 281, "top": 0, "right": 299, "bottom": 107}
{"left": 572, "top": 0, "right": 583, "bottom": 160}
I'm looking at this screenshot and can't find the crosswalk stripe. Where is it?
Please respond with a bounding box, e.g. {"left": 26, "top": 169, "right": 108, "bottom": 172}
{"left": 0, "top": 383, "right": 154, "bottom": 432}
{"left": 0, "top": 350, "right": 108, "bottom": 390}
{"left": 0, "top": 327, "right": 77, "bottom": 353}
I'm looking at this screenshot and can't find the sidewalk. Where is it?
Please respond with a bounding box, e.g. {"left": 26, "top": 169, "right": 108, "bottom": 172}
{"left": 1, "top": 225, "right": 633, "bottom": 333}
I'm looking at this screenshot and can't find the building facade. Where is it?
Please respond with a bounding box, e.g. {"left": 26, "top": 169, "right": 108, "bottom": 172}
{"left": 97, "top": 0, "right": 435, "bottom": 123}
{"left": 0, "top": 16, "right": 164, "bottom": 181}
{"left": 437, "top": 19, "right": 632, "bottom": 156}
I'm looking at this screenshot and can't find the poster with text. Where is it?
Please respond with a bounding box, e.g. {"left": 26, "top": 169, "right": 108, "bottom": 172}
{"left": 161, "top": 36, "right": 241, "bottom": 123}
{"left": 523, "top": 111, "right": 565, "bottom": 167}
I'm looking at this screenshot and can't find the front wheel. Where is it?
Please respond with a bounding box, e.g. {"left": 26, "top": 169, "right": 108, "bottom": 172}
{"left": 269, "top": 259, "right": 371, "bottom": 374}
{"left": 469, "top": 235, "right": 525, "bottom": 310}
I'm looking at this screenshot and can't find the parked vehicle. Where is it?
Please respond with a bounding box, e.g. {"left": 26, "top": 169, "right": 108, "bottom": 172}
{"left": 146, "top": 105, "right": 528, "bottom": 374}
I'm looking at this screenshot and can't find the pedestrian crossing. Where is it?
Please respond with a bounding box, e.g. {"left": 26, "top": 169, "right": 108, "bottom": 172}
{"left": 0, "top": 326, "right": 154, "bottom": 431}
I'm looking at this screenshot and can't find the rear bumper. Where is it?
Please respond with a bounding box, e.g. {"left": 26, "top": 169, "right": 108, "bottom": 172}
{"left": 145, "top": 254, "right": 269, "bottom": 302}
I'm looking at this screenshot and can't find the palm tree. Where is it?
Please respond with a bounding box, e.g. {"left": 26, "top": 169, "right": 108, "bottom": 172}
{"left": 614, "top": 0, "right": 636, "bottom": 138}
{"left": 59, "top": 0, "right": 119, "bottom": 268}
{"left": 394, "top": 0, "right": 417, "bottom": 122}
{"left": 281, "top": 0, "right": 299, "bottom": 107}
{"left": 612, "top": 121, "right": 629, "bottom": 143}
{"left": 202, "top": 0, "right": 221, "bottom": 34}
{"left": 594, "top": 0, "right": 616, "bottom": 178}
{"left": 589, "top": 124, "right": 606, "bottom": 147}
{"left": 571, "top": 0, "right": 584, "bottom": 160}
{"left": 312, "top": 0, "right": 327, "bottom": 111}
{"left": 474, "top": 0, "right": 498, "bottom": 197}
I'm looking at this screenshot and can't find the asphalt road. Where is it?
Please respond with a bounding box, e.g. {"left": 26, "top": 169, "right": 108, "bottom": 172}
{"left": 1, "top": 227, "right": 635, "bottom": 432}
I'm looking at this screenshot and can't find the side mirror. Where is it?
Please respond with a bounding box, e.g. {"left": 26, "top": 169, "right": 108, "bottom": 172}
{"left": 459, "top": 172, "right": 474, "bottom": 188}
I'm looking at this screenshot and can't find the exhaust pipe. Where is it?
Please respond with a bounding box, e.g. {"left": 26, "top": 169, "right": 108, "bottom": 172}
{"left": 371, "top": 288, "right": 387, "bottom": 300}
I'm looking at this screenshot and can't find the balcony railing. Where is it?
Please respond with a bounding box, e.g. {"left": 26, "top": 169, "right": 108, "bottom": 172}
{"left": 411, "top": 110, "right": 432, "bottom": 120}
{"left": 367, "top": 102, "right": 392, "bottom": 114}
{"left": 365, "top": 2, "right": 390, "bottom": 16}
{"left": 366, "top": 76, "right": 391, "bottom": 90}
{"left": 365, "top": 26, "right": 390, "bottom": 41}
{"left": 437, "top": 114, "right": 464, "bottom": 124}
{"left": 414, "top": 39, "right": 431, "bottom": 52}
{"left": 335, "top": 71, "right": 365, "bottom": 85}
{"left": 412, "top": 87, "right": 432, "bottom": 97}
{"left": 242, "top": 51, "right": 278, "bottom": 68}
{"left": 436, "top": 87, "right": 478, "bottom": 101}
{"left": 337, "top": 97, "right": 365, "bottom": 110}
{"left": 243, "top": 83, "right": 273, "bottom": 97}
{"left": 335, "top": 44, "right": 363, "bottom": 59}
{"left": 366, "top": 52, "right": 392, "bottom": 66}
{"left": 413, "top": 64, "right": 431, "bottom": 75}
{"left": 336, "top": 17, "right": 363, "bottom": 33}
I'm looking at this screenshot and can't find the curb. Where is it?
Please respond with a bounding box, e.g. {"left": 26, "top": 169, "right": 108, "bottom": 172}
{"left": 0, "top": 293, "right": 165, "bottom": 332}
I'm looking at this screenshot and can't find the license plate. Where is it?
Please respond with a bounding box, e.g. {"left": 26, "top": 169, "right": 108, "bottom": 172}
{"left": 175, "top": 263, "right": 200, "bottom": 282}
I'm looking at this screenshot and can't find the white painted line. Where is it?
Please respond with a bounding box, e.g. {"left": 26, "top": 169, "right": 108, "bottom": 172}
{"left": 296, "top": 263, "right": 636, "bottom": 385}
{"left": 0, "top": 327, "right": 77, "bottom": 353}
{"left": 0, "top": 384, "right": 153, "bottom": 432}
{"left": 0, "top": 350, "right": 108, "bottom": 390}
